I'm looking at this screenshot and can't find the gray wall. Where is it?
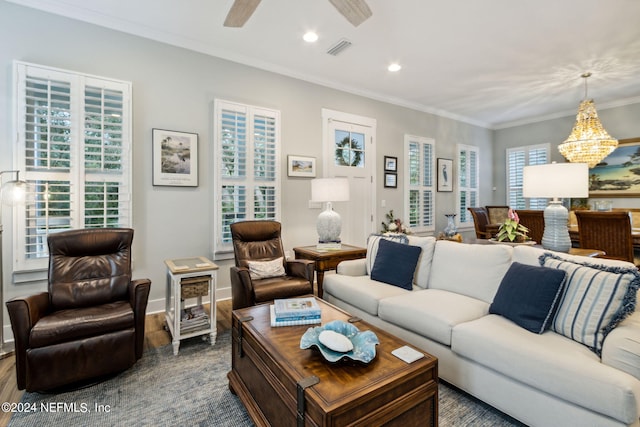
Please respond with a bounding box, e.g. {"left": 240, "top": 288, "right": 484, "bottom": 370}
{"left": 0, "top": 1, "right": 492, "bottom": 321}
{"left": 494, "top": 102, "right": 640, "bottom": 207}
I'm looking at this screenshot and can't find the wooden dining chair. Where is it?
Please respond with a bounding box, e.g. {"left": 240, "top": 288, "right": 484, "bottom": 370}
{"left": 575, "top": 210, "right": 634, "bottom": 263}
{"left": 467, "top": 207, "right": 493, "bottom": 239}
{"left": 514, "top": 209, "right": 545, "bottom": 244}
{"left": 485, "top": 205, "right": 510, "bottom": 225}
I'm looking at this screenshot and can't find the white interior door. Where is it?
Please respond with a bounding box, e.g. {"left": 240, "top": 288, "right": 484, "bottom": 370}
{"left": 322, "top": 109, "right": 376, "bottom": 247}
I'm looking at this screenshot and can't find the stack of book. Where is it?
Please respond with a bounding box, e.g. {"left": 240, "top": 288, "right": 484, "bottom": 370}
{"left": 270, "top": 297, "right": 322, "bottom": 327}
{"left": 180, "top": 305, "right": 210, "bottom": 333}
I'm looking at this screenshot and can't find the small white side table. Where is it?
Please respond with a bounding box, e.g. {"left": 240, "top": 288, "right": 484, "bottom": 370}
{"left": 164, "top": 256, "right": 219, "bottom": 355}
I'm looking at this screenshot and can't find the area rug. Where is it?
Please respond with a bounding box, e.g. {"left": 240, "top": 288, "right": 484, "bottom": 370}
{"left": 9, "top": 331, "right": 524, "bottom": 426}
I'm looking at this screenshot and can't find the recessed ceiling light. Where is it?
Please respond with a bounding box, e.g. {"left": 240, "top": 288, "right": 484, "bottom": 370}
{"left": 388, "top": 63, "right": 402, "bottom": 72}
{"left": 303, "top": 32, "right": 319, "bottom": 43}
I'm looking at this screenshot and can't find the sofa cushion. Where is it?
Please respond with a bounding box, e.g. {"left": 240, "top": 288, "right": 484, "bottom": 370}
{"left": 602, "top": 310, "right": 640, "bottom": 381}
{"left": 378, "top": 289, "right": 490, "bottom": 346}
{"left": 322, "top": 274, "right": 410, "bottom": 316}
{"left": 366, "top": 233, "right": 408, "bottom": 275}
{"left": 407, "top": 235, "right": 436, "bottom": 288}
{"left": 541, "top": 253, "right": 640, "bottom": 355}
{"left": 452, "top": 315, "right": 640, "bottom": 424}
{"left": 371, "top": 238, "right": 421, "bottom": 290}
{"left": 489, "top": 262, "right": 566, "bottom": 333}
{"left": 428, "top": 240, "right": 513, "bottom": 303}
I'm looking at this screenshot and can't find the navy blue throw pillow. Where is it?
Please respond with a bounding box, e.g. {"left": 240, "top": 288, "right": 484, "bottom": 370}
{"left": 489, "top": 262, "right": 567, "bottom": 334}
{"left": 370, "top": 238, "right": 422, "bottom": 290}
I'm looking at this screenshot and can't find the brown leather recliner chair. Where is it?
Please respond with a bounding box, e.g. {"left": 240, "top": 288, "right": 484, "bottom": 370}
{"left": 6, "top": 228, "right": 151, "bottom": 392}
{"left": 230, "top": 220, "right": 315, "bottom": 310}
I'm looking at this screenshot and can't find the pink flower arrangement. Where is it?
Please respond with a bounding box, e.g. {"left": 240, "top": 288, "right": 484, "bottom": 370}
{"left": 496, "top": 209, "right": 529, "bottom": 242}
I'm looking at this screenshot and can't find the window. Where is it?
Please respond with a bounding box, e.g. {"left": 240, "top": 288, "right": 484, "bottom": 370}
{"left": 14, "top": 61, "right": 132, "bottom": 271}
{"left": 404, "top": 135, "right": 435, "bottom": 233}
{"left": 506, "top": 144, "right": 549, "bottom": 209}
{"left": 213, "top": 100, "right": 280, "bottom": 256}
{"left": 456, "top": 144, "right": 479, "bottom": 227}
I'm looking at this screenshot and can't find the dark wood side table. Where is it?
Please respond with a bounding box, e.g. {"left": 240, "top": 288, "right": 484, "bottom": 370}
{"left": 293, "top": 244, "right": 367, "bottom": 298}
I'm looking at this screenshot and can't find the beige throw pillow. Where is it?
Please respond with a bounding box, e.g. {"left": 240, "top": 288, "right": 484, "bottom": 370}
{"left": 247, "top": 257, "right": 286, "bottom": 280}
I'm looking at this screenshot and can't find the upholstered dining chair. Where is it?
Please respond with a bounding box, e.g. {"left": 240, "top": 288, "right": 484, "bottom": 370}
{"left": 575, "top": 210, "right": 634, "bottom": 263}
{"left": 467, "top": 207, "right": 493, "bottom": 239}
{"left": 6, "top": 228, "right": 151, "bottom": 392}
{"left": 514, "top": 209, "right": 545, "bottom": 244}
{"left": 485, "top": 205, "right": 510, "bottom": 225}
{"left": 230, "top": 220, "right": 315, "bottom": 310}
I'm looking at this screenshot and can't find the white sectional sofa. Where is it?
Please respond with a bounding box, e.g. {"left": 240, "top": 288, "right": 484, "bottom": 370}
{"left": 323, "top": 236, "right": 640, "bottom": 427}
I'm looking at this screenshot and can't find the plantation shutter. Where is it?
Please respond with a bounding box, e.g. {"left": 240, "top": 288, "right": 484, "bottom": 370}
{"left": 214, "top": 100, "right": 281, "bottom": 256}
{"left": 506, "top": 144, "right": 549, "bottom": 209}
{"left": 405, "top": 135, "right": 435, "bottom": 233}
{"left": 457, "top": 144, "right": 479, "bottom": 226}
{"left": 14, "top": 61, "right": 132, "bottom": 271}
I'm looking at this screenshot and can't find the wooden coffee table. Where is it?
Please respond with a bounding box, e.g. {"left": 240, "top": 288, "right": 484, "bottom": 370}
{"left": 228, "top": 298, "right": 438, "bottom": 426}
{"left": 293, "top": 244, "right": 367, "bottom": 298}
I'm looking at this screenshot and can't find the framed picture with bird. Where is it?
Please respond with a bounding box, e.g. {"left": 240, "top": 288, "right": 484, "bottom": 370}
{"left": 437, "top": 158, "right": 453, "bottom": 192}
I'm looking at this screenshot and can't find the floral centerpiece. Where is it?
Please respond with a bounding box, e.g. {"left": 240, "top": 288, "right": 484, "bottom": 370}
{"left": 496, "top": 209, "right": 530, "bottom": 242}
{"left": 380, "top": 210, "right": 411, "bottom": 234}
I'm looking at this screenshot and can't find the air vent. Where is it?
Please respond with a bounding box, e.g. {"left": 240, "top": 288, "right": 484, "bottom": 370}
{"left": 326, "top": 38, "right": 352, "bottom": 56}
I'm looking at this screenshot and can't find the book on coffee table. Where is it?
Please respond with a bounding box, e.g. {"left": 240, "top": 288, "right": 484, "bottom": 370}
{"left": 269, "top": 305, "right": 321, "bottom": 327}
{"left": 274, "top": 297, "right": 321, "bottom": 319}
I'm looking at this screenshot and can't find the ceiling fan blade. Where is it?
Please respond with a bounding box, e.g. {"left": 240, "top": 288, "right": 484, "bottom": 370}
{"left": 224, "top": 0, "right": 262, "bottom": 27}
{"left": 328, "top": 0, "right": 372, "bottom": 27}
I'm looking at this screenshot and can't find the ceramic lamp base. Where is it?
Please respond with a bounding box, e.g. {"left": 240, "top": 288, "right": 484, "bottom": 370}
{"left": 541, "top": 201, "right": 571, "bottom": 253}
{"left": 317, "top": 202, "right": 342, "bottom": 243}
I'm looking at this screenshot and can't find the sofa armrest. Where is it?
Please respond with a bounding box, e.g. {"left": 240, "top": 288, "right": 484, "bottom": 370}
{"left": 336, "top": 258, "right": 367, "bottom": 276}
{"left": 602, "top": 310, "right": 640, "bottom": 380}
{"left": 286, "top": 259, "right": 315, "bottom": 282}
{"left": 6, "top": 292, "right": 51, "bottom": 390}
{"left": 129, "top": 278, "right": 151, "bottom": 359}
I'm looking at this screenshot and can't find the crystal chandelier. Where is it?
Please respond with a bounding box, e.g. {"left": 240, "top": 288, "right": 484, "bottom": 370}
{"left": 558, "top": 72, "right": 618, "bottom": 168}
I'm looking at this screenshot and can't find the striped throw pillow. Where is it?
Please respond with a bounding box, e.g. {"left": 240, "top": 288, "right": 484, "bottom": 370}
{"left": 541, "top": 253, "right": 640, "bottom": 355}
{"left": 366, "top": 233, "right": 409, "bottom": 275}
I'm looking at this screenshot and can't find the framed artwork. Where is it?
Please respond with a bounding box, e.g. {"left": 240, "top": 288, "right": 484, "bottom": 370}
{"left": 384, "top": 172, "right": 397, "bottom": 188}
{"left": 384, "top": 156, "right": 397, "bottom": 172}
{"left": 589, "top": 137, "right": 640, "bottom": 197}
{"left": 152, "top": 129, "right": 198, "bottom": 187}
{"left": 437, "top": 158, "right": 453, "bottom": 192}
{"left": 287, "top": 155, "right": 316, "bottom": 177}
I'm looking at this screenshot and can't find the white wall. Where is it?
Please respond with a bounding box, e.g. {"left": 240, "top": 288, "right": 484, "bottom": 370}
{"left": 0, "top": 1, "right": 493, "bottom": 327}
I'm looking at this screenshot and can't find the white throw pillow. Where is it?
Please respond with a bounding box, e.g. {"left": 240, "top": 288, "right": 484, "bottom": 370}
{"left": 247, "top": 257, "right": 286, "bottom": 280}
{"left": 407, "top": 235, "right": 436, "bottom": 288}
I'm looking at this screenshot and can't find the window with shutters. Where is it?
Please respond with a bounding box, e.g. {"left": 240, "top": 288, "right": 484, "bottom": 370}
{"left": 404, "top": 135, "right": 435, "bottom": 233}
{"left": 506, "top": 144, "right": 549, "bottom": 209}
{"left": 213, "top": 100, "right": 280, "bottom": 256}
{"left": 13, "top": 61, "right": 132, "bottom": 271}
{"left": 456, "top": 144, "right": 480, "bottom": 228}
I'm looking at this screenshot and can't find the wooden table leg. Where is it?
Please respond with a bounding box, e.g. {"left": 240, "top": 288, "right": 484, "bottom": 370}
{"left": 316, "top": 270, "right": 325, "bottom": 298}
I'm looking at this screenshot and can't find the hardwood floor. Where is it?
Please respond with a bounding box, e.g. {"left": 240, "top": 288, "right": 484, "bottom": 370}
{"left": 0, "top": 299, "right": 233, "bottom": 427}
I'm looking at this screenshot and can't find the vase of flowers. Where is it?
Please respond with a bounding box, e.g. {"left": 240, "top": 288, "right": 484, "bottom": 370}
{"left": 381, "top": 210, "right": 411, "bottom": 234}
{"left": 496, "top": 209, "right": 530, "bottom": 242}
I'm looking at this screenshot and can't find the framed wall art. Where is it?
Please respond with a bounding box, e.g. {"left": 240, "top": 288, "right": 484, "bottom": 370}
{"left": 152, "top": 129, "right": 198, "bottom": 187}
{"left": 384, "top": 156, "right": 397, "bottom": 172}
{"left": 437, "top": 158, "right": 453, "bottom": 192}
{"left": 384, "top": 172, "right": 397, "bottom": 188}
{"left": 589, "top": 137, "right": 640, "bottom": 197}
{"left": 287, "top": 155, "right": 316, "bottom": 178}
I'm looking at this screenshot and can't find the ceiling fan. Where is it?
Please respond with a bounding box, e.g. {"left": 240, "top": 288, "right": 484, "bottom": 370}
{"left": 224, "top": 0, "right": 372, "bottom": 28}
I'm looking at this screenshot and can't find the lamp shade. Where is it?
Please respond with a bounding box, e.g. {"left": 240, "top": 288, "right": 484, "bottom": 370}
{"left": 523, "top": 163, "right": 588, "bottom": 199}
{"left": 311, "top": 178, "right": 350, "bottom": 202}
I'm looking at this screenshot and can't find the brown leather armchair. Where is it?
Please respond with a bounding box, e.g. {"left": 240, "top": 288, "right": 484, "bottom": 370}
{"left": 6, "top": 228, "right": 151, "bottom": 392}
{"left": 230, "top": 220, "right": 315, "bottom": 310}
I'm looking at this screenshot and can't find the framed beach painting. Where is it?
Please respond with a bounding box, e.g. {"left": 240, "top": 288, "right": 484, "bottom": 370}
{"left": 152, "top": 129, "right": 198, "bottom": 187}
{"left": 287, "top": 155, "right": 316, "bottom": 177}
{"left": 589, "top": 138, "right": 640, "bottom": 197}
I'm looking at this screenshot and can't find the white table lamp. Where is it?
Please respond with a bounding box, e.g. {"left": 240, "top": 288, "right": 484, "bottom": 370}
{"left": 523, "top": 162, "right": 588, "bottom": 252}
{"left": 311, "top": 178, "right": 350, "bottom": 243}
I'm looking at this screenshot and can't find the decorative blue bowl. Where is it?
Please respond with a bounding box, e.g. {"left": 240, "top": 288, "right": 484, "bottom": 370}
{"left": 300, "top": 320, "right": 380, "bottom": 363}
